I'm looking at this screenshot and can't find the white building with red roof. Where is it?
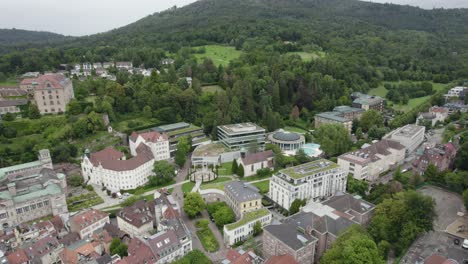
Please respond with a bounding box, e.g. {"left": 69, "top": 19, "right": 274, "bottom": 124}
{"left": 82, "top": 131, "right": 170, "bottom": 192}
{"left": 69, "top": 209, "right": 109, "bottom": 239}
{"left": 20, "top": 73, "right": 74, "bottom": 114}
{"left": 129, "top": 131, "right": 170, "bottom": 161}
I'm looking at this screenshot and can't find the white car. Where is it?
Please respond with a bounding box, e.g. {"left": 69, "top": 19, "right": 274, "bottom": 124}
{"left": 462, "top": 239, "right": 468, "bottom": 249}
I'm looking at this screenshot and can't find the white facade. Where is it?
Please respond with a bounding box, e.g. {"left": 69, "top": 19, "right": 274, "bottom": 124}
{"left": 238, "top": 158, "right": 271, "bottom": 177}
{"left": 338, "top": 140, "right": 405, "bottom": 182}
{"left": 268, "top": 159, "right": 347, "bottom": 210}
{"left": 81, "top": 155, "right": 154, "bottom": 192}
{"left": 445, "top": 86, "right": 466, "bottom": 98}
{"left": 223, "top": 209, "right": 272, "bottom": 246}
{"left": 117, "top": 216, "right": 153, "bottom": 238}
{"left": 129, "top": 133, "right": 170, "bottom": 161}
{"left": 384, "top": 124, "right": 425, "bottom": 154}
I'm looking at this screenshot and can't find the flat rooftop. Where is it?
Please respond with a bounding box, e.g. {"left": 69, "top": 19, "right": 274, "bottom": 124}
{"left": 153, "top": 122, "right": 190, "bottom": 132}
{"left": 192, "top": 142, "right": 229, "bottom": 157}
{"left": 280, "top": 159, "right": 339, "bottom": 179}
{"left": 218, "top": 123, "right": 265, "bottom": 134}
{"left": 315, "top": 112, "right": 348, "bottom": 123}
{"left": 392, "top": 124, "right": 425, "bottom": 138}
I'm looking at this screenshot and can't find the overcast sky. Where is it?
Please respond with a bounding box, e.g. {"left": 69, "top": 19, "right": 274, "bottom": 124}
{"left": 1, "top": 0, "right": 467, "bottom": 36}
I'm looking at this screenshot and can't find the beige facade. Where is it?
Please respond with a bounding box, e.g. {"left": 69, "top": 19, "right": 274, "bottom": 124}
{"left": 21, "top": 74, "right": 75, "bottom": 114}
{"left": 225, "top": 181, "right": 262, "bottom": 218}
{"left": 314, "top": 113, "right": 352, "bottom": 133}
{"left": 117, "top": 216, "right": 153, "bottom": 237}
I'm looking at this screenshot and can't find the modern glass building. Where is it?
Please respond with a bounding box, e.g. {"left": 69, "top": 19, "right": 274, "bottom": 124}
{"left": 217, "top": 123, "right": 266, "bottom": 150}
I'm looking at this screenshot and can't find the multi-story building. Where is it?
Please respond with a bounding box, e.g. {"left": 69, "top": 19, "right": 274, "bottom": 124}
{"left": 20, "top": 73, "right": 74, "bottom": 114}
{"left": 384, "top": 124, "right": 425, "bottom": 154}
{"left": 224, "top": 249, "right": 264, "bottom": 264}
{"left": 129, "top": 131, "right": 170, "bottom": 161}
{"left": 0, "top": 149, "right": 68, "bottom": 228}
{"left": 152, "top": 122, "right": 209, "bottom": 155}
{"left": 314, "top": 112, "right": 353, "bottom": 133}
{"left": 263, "top": 193, "right": 375, "bottom": 264}
{"left": 116, "top": 61, "right": 133, "bottom": 70}
{"left": 237, "top": 150, "right": 274, "bottom": 177}
{"left": 417, "top": 106, "right": 449, "bottom": 127}
{"left": 69, "top": 209, "right": 110, "bottom": 239}
{"left": 82, "top": 130, "right": 170, "bottom": 192}
{"left": 444, "top": 86, "right": 467, "bottom": 99}
{"left": 0, "top": 99, "right": 27, "bottom": 115}
{"left": 218, "top": 123, "right": 266, "bottom": 150}
{"left": 225, "top": 181, "right": 263, "bottom": 218}
{"left": 332, "top": 105, "right": 365, "bottom": 120}
{"left": 224, "top": 208, "right": 272, "bottom": 246}
{"left": 338, "top": 139, "right": 405, "bottom": 181}
{"left": 268, "top": 159, "right": 347, "bottom": 211}
{"left": 351, "top": 93, "right": 384, "bottom": 112}
{"left": 117, "top": 200, "right": 155, "bottom": 238}
{"left": 412, "top": 143, "right": 457, "bottom": 175}
{"left": 22, "top": 235, "right": 63, "bottom": 264}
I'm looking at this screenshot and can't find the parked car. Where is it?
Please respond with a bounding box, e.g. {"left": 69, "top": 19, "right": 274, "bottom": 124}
{"left": 462, "top": 239, "right": 468, "bottom": 249}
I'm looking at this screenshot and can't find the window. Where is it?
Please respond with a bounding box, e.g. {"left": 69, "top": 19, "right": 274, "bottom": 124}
{"left": 0, "top": 213, "right": 7, "bottom": 219}
{"left": 56, "top": 96, "right": 59, "bottom": 99}
{"left": 50, "top": 101, "right": 54, "bottom": 105}
{"left": 16, "top": 208, "right": 23, "bottom": 214}
{"left": 49, "top": 95, "right": 53, "bottom": 99}
{"left": 44, "top": 200, "right": 49, "bottom": 206}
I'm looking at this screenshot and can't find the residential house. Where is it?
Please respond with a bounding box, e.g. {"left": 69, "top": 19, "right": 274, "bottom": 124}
{"left": 69, "top": 209, "right": 110, "bottom": 239}
{"left": 237, "top": 150, "right": 274, "bottom": 177}
{"left": 268, "top": 159, "right": 347, "bottom": 210}
{"left": 6, "top": 248, "right": 29, "bottom": 264}
{"left": 412, "top": 143, "right": 457, "bottom": 175}
{"left": 223, "top": 249, "right": 264, "bottom": 264}
{"left": 338, "top": 139, "right": 406, "bottom": 181}
{"left": 225, "top": 181, "right": 263, "bottom": 218}
{"left": 22, "top": 235, "right": 63, "bottom": 264}
{"left": 117, "top": 200, "right": 155, "bottom": 237}
{"left": 417, "top": 106, "right": 449, "bottom": 127}
{"left": 444, "top": 86, "right": 467, "bottom": 99}
{"left": 161, "top": 59, "right": 175, "bottom": 65}
{"left": 116, "top": 62, "right": 133, "bottom": 70}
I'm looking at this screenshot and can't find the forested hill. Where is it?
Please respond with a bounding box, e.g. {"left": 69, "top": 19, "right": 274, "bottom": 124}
{"left": 77, "top": 0, "right": 468, "bottom": 48}
{"left": 1, "top": 0, "right": 468, "bottom": 78}
{"left": 0, "top": 29, "right": 69, "bottom": 50}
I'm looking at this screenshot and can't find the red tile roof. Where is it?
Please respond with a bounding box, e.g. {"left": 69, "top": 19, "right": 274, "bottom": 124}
{"left": 70, "top": 209, "right": 109, "bottom": 229}
{"left": 226, "top": 249, "right": 258, "bottom": 264}
{"left": 6, "top": 249, "right": 29, "bottom": 264}
{"left": 23, "top": 235, "right": 60, "bottom": 258}
{"left": 50, "top": 215, "right": 65, "bottom": 231}
{"left": 241, "top": 150, "right": 274, "bottom": 166}
{"left": 20, "top": 73, "right": 70, "bottom": 90}
{"left": 265, "top": 254, "right": 298, "bottom": 264}
{"left": 117, "top": 200, "right": 155, "bottom": 228}
{"left": 59, "top": 248, "right": 78, "bottom": 264}
{"left": 124, "top": 238, "right": 157, "bottom": 264}
{"left": 130, "top": 131, "right": 168, "bottom": 142}
{"left": 89, "top": 144, "right": 154, "bottom": 171}
{"left": 425, "top": 254, "right": 448, "bottom": 264}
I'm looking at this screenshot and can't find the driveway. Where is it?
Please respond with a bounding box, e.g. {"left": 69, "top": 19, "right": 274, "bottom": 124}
{"left": 400, "top": 186, "right": 467, "bottom": 263}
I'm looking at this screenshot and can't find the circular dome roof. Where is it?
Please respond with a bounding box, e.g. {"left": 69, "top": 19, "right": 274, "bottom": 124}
{"left": 272, "top": 131, "right": 301, "bottom": 142}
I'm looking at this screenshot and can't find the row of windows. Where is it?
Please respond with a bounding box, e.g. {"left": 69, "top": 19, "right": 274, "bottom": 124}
{"left": 44, "top": 108, "right": 62, "bottom": 113}
{"left": 16, "top": 200, "right": 49, "bottom": 214}
{"left": 43, "top": 100, "right": 61, "bottom": 105}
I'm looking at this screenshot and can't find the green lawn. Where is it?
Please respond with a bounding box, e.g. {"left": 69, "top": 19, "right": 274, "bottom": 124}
{"left": 251, "top": 180, "right": 270, "bottom": 194}
{"left": 67, "top": 191, "right": 104, "bottom": 212}
{"left": 194, "top": 45, "right": 242, "bottom": 66}
{"left": 286, "top": 51, "right": 325, "bottom": 61}
{"left": 182, "top": 182, "right": 195, "bottom": 193}
{"left": 200, "top": 177, "right": 232, "bottom": 191}
{"left": 218, "top": 162, "right": 233, "bottom": 176}
{"left": 244, "top": 173, "right": 272, "bottom": 182}
{"left": 196, "top": 227, "right": 220, "bottom": 252}
{"left": 369, "top": 82, "right": 448, "bottom": 113}
{"left": 112, "top": 113, "right": 160, "bottom": 133}
{"left": 202, "top": 85, "right": 224, "bottom": 94}
{"left": 284, "top": 126, "right": 309, "bottom": 134}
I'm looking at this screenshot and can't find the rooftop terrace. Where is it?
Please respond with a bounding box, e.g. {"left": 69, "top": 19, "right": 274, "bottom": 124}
{"left": 192, "top": 142, "right": 230, "bottom": 157}
{"left": 225, "top": 208, "right": 270, "bottom": 231}
{"left": 219, "top": 123, "right": 265, "bottom": 134}
{"left": 280, "top": 159, "right": 339, "bottom": 179}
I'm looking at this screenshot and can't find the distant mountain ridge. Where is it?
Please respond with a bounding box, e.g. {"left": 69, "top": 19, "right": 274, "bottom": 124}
{"left": 0, "top": 28, "right": 69, "bottom": 46}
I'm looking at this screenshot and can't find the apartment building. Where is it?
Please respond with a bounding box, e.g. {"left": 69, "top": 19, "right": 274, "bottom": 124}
{"left": 314, "top": 112, "right": 353, "bottom": 133}
{"left": 69, "top": 209, "right": 110, "bottom": 239}
{"left": 224, "top": 208, "right": 272, "bottom": 246}
{"left": 268, "top": 159, "right": 347, "bottom": 210}
{"left": 117, "top": 200, "right": 155, "bottom": 237}
{"left": 338, "top": 139, "right": 405, "bottom": 181}
{"left": 351, "top": 92, "right": 385, "bottom": 112}
{"left": 129, "top": 131, "right": 170, "bottom": 161}
{"left": 412, "top": 143, "right": 457, "bottom": 175}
